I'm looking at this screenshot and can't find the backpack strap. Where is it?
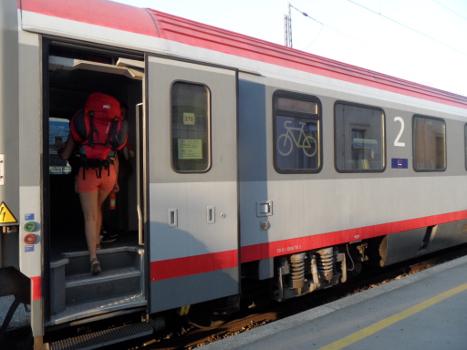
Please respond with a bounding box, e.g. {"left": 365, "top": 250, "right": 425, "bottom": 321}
{"left": 105, "top": 116, "right": 120, "bottom": 150}
{"left": 88, "top": 110, "right": 96, "bottom": 148}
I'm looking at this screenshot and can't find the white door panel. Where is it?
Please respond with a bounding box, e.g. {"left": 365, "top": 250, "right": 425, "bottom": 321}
{"left": 146, "top": 56, "right": 238, "bottom": 312}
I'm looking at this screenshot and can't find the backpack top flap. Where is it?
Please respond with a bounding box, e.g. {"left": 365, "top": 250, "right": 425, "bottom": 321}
{"left": 85, "top": 93, "right": 122, "bottom": 125}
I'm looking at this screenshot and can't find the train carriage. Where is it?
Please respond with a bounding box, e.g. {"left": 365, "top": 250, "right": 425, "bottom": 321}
{"left": 1, "top": 0, "right": 467, "bottom": 348}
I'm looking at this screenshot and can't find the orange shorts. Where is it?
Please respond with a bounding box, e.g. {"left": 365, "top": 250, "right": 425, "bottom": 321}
{"left": 76, "top": 166, "right": 116, "bottom": 193}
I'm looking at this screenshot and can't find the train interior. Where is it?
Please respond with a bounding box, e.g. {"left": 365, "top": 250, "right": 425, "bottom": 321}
{"left": 45, "top": 42, "right": 147, "bottom": 326}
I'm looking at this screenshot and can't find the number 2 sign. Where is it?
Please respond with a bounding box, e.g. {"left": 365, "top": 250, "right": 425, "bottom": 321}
{"left": 394, "top": 116, "right": 405, "bottom": 147}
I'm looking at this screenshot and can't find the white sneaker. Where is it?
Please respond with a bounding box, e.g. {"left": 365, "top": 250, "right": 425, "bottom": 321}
{"left": 100, "top": 234, "right": 116, "bottom": 243}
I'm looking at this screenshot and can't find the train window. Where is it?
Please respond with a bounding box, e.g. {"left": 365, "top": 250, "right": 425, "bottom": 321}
{"left": 413, "top": 115, "right": 446, "bottom": 171}
{"left": 171, "top": 82, "right": 211, "bottom": 172}
{"left": 273, "top": 91, "right": 322, "bottom": 173}
{"left": 334, "top": 102, "right": 385, "bottom": 172}
{"left": 49, "top": 117, "right": 73, "bottom": 174}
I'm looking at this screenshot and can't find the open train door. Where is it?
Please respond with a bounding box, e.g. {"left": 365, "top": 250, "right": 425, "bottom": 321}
{"left": 146, "top": 55, "right": 239, "bottom": 313}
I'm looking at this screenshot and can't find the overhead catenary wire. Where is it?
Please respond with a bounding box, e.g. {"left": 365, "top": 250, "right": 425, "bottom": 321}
{"left": 300, "top": 25, "right": 324, "bottom": 51}
{"left": 288, "top": 3, "right": 416, "bottom": 66}
{"left": 289, "top": 4, "right": 381, "bottom": 51}
{"left": 432, "top": 0, "right": 467, "bottom": 22}
{"left": 288, "top": 4, "right": 324, "bottom": 50}
{"left": 347, "top": 0, "right": 467, "bottom": 57}
{"left": 289, "top": 0, "right": 467, "bottom": 94}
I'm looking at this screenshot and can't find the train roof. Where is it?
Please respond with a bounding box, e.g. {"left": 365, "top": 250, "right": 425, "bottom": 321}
{"left": 20, "top": 0, "right": 467, "bottom": 109}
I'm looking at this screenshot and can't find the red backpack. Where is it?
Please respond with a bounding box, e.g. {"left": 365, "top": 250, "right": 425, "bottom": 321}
{"left": 70, "top": 93, "right": 128, "bottom": 176}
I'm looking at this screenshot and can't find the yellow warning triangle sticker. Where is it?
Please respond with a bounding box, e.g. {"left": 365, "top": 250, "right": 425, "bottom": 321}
{"left": 0, "top": 202, "right": 18, "bottom": 224}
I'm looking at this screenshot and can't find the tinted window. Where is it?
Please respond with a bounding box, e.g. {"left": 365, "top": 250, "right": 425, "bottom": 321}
{"left": 413, "top": 115, "right": 446, "bottom": 171}
{"left": 273, "top": 91, "right": 321, "bottom": 173}
{"left": 171, "top": 82, "right": 211, "bottom": 172}
{"left": 335, "top": 102, "right": 385, "bottom": 172}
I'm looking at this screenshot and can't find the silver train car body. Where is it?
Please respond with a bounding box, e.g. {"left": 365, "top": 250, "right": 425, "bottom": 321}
{"left": 1, "top": 0, "right": 467, "bottom": 348}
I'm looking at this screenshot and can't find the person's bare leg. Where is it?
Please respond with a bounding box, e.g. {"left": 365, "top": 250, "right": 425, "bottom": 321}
{"left": 79, "top": 191, "right": 100, "bottom": 262}
{"left": 96, "top": 190, "right": 111, "bottom": 248}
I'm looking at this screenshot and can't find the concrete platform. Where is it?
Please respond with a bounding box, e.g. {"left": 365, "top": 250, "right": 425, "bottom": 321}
{"left": 203, "top": 255, "right": 467, "bottom": 350}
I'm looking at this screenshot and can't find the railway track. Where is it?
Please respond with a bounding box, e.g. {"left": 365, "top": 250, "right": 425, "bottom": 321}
{"left": 131, "top": 244, "right": 467, "bottom": 350}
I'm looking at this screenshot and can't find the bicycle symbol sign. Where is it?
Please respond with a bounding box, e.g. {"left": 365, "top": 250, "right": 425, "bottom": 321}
{"left": 276, "top": 121, "right": 317, "bottom": 157}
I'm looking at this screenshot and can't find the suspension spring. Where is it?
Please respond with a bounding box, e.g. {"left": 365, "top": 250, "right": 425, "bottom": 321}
{"left": 317, "top": 248, "right": 334, "bottom": 282}
{"left": 289, "top": 253, "right": 305, "bottom": 289}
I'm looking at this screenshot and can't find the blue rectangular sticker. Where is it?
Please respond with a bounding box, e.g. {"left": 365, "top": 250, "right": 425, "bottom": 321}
{"left": 392, "top": 158, "right": 408, "bottom": 169}
{"left": 25, "top": 245, "right": 34, "bottom": 252}
{"left": 25, "top": 213, "right": 35, "bottom": 220}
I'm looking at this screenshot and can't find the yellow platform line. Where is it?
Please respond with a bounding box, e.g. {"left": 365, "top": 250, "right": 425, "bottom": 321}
{"left": 319, "top": 282, "right": 467, "bottom": 350}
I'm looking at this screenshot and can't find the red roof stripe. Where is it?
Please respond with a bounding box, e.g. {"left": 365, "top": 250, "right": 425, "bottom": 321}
{"left": 20, "top": 0, "right": 467, "bottom": 108}
{"left": 148, "top": 10, "right": 467, "bottom": 109}
{"left": 21, "top": 0, "right": 157, "bottom": 37}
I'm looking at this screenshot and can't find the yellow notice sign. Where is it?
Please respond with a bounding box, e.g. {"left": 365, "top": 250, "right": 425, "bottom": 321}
{"left": 178, "top": 139, "right": 203, "bottom": 160}
{"left": 183, "top": 112, "right": 195, "bottom": 125}
{"left": 0, "top": 202, "right": 18, "bottom": 224}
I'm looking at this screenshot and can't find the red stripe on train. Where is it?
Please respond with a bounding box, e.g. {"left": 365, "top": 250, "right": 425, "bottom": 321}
{"left": 150, "top": 250, "right": 238, "bottom": 282}
{"left": 150, "top": 211, "right": 467, "bottom": 280}
{"left": 241, "top": 210, "right": 467, "bottom": 263}
{"left": 31, "top": 276, "right": 41, "bottom": 300}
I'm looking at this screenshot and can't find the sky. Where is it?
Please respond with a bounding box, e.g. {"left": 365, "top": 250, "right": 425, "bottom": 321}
{"left": 111, "top": 0, "right": 467, "bottom": 97}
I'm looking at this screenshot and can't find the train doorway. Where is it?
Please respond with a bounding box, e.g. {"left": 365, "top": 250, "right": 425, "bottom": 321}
{"left": 44, "top": 41, "right": 146, "bottom": 326}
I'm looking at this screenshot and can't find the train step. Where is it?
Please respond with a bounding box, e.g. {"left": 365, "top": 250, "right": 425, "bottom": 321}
{"left": 48, "top": 294, "right": 147, "bottom": 326}
{"left": 50, "top": 246, "right": 145, "bottom": 316}
{"left": 49, "top": 321, "right": 153, "bottom": 350}
{"left": 62, "top": 246, "right": 144, "bottom": 276}
{"left": 66, "top": 266, "right": 141, "bottom": 305}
